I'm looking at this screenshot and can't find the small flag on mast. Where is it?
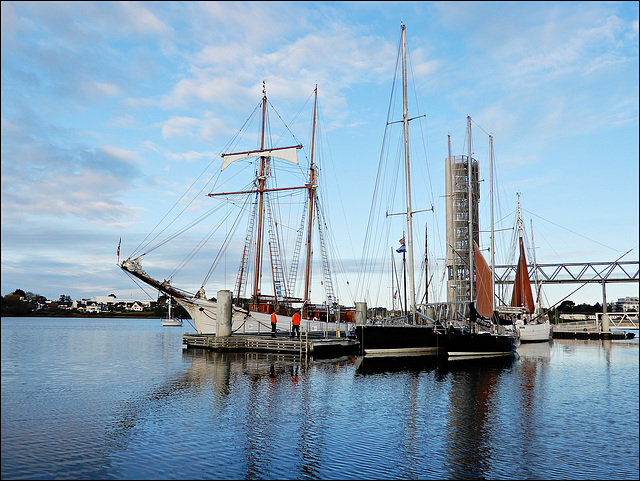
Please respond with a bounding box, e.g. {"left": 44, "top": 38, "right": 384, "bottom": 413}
{"left": 117, "top": 237, "right": 121, "bottom": 261}
{"left": 396, "top": 236, "right": 406, "bottom": 253}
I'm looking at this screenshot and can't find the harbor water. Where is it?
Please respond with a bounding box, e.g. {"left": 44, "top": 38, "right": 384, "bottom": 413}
{"left": 1, "top": 317, "right": 638, "bottom": 480}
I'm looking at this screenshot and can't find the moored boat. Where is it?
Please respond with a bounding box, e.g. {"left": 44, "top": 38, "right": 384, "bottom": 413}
{"left": 161, "top": 298, "right": 183, "bottom": 327}
{"left": 120, "top": 83, "right": 351, "bottom": 334}
{"left": 498, "top": 194, "right": 552, "bottom": 343}
{"left": 353, "top": 24, "right": 518, "bottom": 358}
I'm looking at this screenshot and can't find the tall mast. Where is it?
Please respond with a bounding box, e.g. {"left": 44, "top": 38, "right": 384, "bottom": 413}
{"left": 401, "top": 24, "right": 416, "bottom": 324}
{"left": 489, "top": 135, "right": 495, "bottom": 312}
{"left": 530, "top": 218, "right": 541, "bottom": 310}
{"left": 467, "top": 116, "right": 474, "bottom": 313}
{"left": 252, "top": 81, "right": 269, "bottom": 309}
{"left": 517, "top": 191, "right": 524, "bottom": 304}
{"left": 425, "top": 223, "right": 429, "bottom": 305}
{"left": 303, "top": 85, "right": 318, "bottom": 316}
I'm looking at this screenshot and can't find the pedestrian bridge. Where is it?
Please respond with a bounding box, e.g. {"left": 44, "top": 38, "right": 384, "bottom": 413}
{"left": 554, "top": 312, "right": 639, "bottom": 332}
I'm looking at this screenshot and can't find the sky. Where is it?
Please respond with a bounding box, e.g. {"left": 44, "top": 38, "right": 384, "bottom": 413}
{"left": 2, "top": 1, "right": 638, "bottom": 309}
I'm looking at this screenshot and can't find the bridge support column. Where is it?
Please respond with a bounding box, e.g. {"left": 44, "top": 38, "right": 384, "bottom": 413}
{"left": 601, "top": 283, "right": 611, "bottom": 339}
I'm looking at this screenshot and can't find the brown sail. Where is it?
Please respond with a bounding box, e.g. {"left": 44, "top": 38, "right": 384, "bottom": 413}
{"left": 511, "top": 237, "right": 535, "bottom": 313}
{"left": 473, "top": 241, "right": 493, "bottom": 318}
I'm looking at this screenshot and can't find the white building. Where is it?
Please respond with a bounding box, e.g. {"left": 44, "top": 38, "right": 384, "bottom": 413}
{"left": 85, "top": 295, "right": 154, "bottom": 311}
{"left": 616, "top": 296, "right": 639, "bottom": 313}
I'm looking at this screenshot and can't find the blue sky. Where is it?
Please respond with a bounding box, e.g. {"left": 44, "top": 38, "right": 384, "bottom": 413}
{"left": 1, "top": 1, "right": 638, "bottom": 308}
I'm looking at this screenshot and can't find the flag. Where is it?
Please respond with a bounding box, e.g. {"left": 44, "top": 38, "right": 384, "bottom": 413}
{"left": 396, "top": 236, "right": 406, "bottom": 253}
{"left": 117, "top": 238, "right": 121, "bottom": 259}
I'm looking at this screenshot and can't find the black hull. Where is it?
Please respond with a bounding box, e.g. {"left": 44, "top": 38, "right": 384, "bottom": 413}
{"left": 355, "top": 325, "right": 519, "bottom": 358}
{"left": 444, "top": 331, "right": 519, "bottom": 358}
{"left": 354, "top": 325, "right": 446, "bottom": 356}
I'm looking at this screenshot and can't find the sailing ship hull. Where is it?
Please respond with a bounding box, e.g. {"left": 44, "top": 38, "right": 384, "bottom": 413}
{"left": 444, "top": 331, "right": 520, "bottom": 358}
{"left": 177, "top": 298, "right": 293, "bottom": 334}
{"left": 355, "top": 324, "right": 519, "bottom": 358}
{"left": 516, "top": 321, "right": 552, "bottom": 342}
{"left": 354, "top": 325, "right": 446, "bottom": 357}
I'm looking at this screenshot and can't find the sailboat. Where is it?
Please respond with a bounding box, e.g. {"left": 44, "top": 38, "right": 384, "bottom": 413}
{"left": 120, "top": 83, "right": 348, "bottom": 334}
{"left": 497, "top": 194, "right": 552, "bottom": 342}
{"left": 353, "top": 24, "right": 443, "bottom": 357}
{"left": 354, "top": 25, "right": 518, "bottom": 357}
{"left": 161, "top": 298, "right": 183, "bottom": 327}
{"left": 441, "top": 123, "right": 520, "bottom": 358}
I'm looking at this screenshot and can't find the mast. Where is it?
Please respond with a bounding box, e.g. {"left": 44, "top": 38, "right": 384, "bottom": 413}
{"left": 425, "top": 223, "right": 429, "bottom": 305}
{"left": 303, "top": 85, "right": 318, "bottom": 317}
{"left": 511, "top": 191, "right": 535, "bottom": 313}
{"left": 401, "top": 24, "right": 417, "bottom": 324}
{"left": 489, "top": 135, "right": 495, "bottom": 313}
{"left": 251, "top": 81, "right": 269, "bottom": 310}
{"left": 517, "top": 192, "right": 523, "bottom": 305}
{"left": 467, "top": 115, "right": 474, "bottom": 329}
{"left": 530, "top": 218, "right": 541, "bottom": 310}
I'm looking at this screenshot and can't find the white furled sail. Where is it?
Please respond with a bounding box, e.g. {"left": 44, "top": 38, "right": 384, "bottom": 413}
{"left": 221, "top": 145, "right": 301, "bottom": 171}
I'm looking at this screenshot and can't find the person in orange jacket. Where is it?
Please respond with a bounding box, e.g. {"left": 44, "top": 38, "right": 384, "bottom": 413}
{"left": 291, "top": 311, "right": 301, "bottom": 339}
{"left": 271, "top": 312, "right": 277, "bottom": 338}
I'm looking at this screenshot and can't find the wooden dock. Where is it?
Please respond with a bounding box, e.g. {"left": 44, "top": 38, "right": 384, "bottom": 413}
{"left": 183, "top": 332, "right": 360, "bottom": 359}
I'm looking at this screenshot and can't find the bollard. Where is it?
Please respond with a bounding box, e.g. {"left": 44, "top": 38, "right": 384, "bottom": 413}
{"left": 216, "top": 290, "right": 232, "bottom": 337}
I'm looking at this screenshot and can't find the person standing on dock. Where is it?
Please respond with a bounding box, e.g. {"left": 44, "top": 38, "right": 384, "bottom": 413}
{"left": 291, "top": 311, "right": 301, "bottom": 339}
{"left": 271, "top": 312, "right": 277, "bottom": 338}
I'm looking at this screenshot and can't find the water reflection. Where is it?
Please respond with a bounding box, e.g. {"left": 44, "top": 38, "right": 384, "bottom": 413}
{"left": 3, "top": 319, "right": 636, "bottom": 480}
{"left": 101, "top": 343, "right": 636, "bottom": 480}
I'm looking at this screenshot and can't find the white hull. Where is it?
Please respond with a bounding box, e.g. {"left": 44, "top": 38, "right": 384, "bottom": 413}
{"left": 161, "top": 319, "right": 183, "bottom": 327}
{"left": 363, "top": 347, "right": 443, "bottom": 357}
{"left": 517, "top": 321, "right": 552, "bottom": 342}
{"left": 177, "top": 297, "right": 350, "bottom": 335}
{"left": 447, "top": 351, "right": 515, "bottom": 358}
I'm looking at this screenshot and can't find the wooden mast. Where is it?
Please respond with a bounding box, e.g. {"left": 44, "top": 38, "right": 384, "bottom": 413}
{"left": 251, "top": 81, "right": 269, "bottom": 310}
{"left": 302, "top": 85, "right": 318, "bottom": 317}
{"left": 467, "top": 115, "right": 475, "bottom": 331}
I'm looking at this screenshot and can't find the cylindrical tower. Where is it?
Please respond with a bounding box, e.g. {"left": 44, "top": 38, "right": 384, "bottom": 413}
{"left": 445, "top": 154, "right": 480, "bottom": 314}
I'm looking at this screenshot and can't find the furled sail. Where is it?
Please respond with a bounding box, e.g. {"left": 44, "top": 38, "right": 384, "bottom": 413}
{"left": 511, "top": 237, "right": 535, "bottom": 313}
{"left": 473, "top": 241, "right": 493, "bottom": 318}
{"left": 221, "top": 145, "right": 302, "bottom": 171}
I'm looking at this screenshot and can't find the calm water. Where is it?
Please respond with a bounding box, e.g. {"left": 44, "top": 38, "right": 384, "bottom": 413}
{"left": 1, "top": 317, "right": 638, "bottom": 480}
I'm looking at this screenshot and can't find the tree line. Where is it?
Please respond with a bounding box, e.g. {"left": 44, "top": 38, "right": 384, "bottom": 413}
{"left": 0, "top": 289, "right": 189, "bottom": 318}
{"left": 1, "top": 288, "right": 617, "bottom": 318}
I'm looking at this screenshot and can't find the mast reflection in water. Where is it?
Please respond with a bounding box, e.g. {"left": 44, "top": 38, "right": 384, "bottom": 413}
{"left": 1, "top": 318, "right": 638, "bottom": 480}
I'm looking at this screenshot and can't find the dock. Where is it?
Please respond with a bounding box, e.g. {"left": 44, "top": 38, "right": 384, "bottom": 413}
{"left": 183, "top": 331, "right": 360, "bottom": 359}
{"left": 552, "top": 330, "right": 632, "bottom": 340}
{"left": 552, "top": 319, "right": 636, "bottom": 340}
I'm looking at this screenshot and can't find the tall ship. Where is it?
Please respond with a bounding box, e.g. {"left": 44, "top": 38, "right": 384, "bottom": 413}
{"left": 120, "top": 83, "right": 352, "bottom": 334}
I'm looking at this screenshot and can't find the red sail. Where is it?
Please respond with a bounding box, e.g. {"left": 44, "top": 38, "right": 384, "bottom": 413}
{"left": 511, "top": 237, "right": 535, "bottom": 313}
{"left": 473, "top": 241, "right": 493, "bottom": 318}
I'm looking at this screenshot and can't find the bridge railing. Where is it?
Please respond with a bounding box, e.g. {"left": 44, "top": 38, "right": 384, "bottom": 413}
{"left": 596, "top": 312, "right": 639, "bottom": 330}
{"left": 555, "top": 313, "right": 639, "bottom": 331}
{"left": 554, "top": 319, "right": 598, "bottom": 332}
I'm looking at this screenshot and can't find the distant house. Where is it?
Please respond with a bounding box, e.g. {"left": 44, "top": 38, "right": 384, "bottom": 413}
{"left": 89, "top": 296, "right": 153, "bottom": 311}
{"left": 616, "top": 297, "right": 639, "bottom": 313}
{"left": 129, "top": 301, "right": 144, "bottom": 312}
{"left": 85, "top": 301, "right": 102, "bottom": 313}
